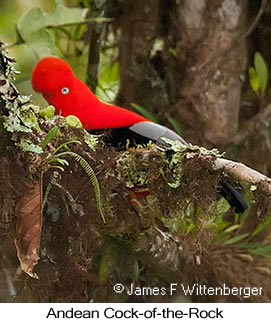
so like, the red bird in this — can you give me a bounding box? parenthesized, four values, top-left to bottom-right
(32, 57, 247, 212)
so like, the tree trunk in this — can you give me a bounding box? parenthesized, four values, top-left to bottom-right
(117, 0, 248, 147)
(117, 0, 166, 117)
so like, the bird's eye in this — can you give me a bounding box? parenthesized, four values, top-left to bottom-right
(61, 87, 69, 95)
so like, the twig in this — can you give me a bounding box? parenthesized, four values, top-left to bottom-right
(2, 17, 114, 50)
(242, 0, 268, 40)
(2, 40, 24, 50)
(46, 17, 114, 29)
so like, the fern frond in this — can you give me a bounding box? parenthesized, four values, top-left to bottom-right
(42, 172, 60, 212)
(54, 182, 77, 214)
(54, 151, 106, 223)
(52, 140, 81, 155)
(48, 165, 65, 172)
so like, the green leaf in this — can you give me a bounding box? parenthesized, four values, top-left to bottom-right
(52, 140, 81, 155)
(168, 47, 177, 57)
(48, 165, 65, 172)
(96, 62, 120, 103)
(214, 221, 232, 234)
(17, 8, 46, 40)
(216, 198, 231, 216)
(130, 103, 158, 123)
(216, 231, 231, 243)
(40, 126, 58, 149)
(17, 0, 85, 38)
(168, 117, 183, 136)
(251, 245, 271, 256)
(252, 212, 271, 237)
(48, 158, 69, 167)
(45, 0, 85, 27)
(254, 52, 269, 93)
(186, 223, 196, 234)
(248, 67, 259, 93)
(65, 115, 83, 128)
(25, 29, 57, 58)
(224, 233, 249, 245)
(20, 110, 41, 131)
(16, 0, 86, 58)
(39, 105, 56, 119)
(224, 224, 241, 233)
(237, 242, 263, 249)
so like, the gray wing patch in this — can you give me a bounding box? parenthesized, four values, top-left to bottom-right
(129, 121, 188, 145)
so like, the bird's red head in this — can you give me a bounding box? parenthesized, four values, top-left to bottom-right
(31, 56, 92, 116)
(32, 56, 74, 94)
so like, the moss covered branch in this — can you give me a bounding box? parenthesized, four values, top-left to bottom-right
(1, 46, 271, 302)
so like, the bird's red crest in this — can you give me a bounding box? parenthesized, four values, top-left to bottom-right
(32, 56, 74, 93)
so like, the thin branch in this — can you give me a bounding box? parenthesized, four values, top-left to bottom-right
(2, 17, 114, 50)
(2, 41, 23, 50)
(46, 17, 114, 30)
(242, 0, 268, 40)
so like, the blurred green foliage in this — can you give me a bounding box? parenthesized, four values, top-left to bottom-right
(130, 103, 158, 123)
(17, 0, 85, 57)
(0, 0, 88, 105)
(249, 52, 269, 97)
(0, 0, 55, 103)
(0, 0, 181, 130)
(0, 0, 118, 104)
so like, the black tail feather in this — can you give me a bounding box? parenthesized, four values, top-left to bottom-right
(219, 181, 247, 213)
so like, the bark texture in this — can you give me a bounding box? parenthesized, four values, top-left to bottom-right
(117, 0, 248, 146)
(175, 0, 247, 145)
(117, 0, 164, 112)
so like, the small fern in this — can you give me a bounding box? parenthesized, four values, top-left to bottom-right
(54, 182, 78, 213)
(42, 172, 60, 212)
(42, 175, 78, 217)
(46, 140, 81, 172)
(54, 151, 105, 223)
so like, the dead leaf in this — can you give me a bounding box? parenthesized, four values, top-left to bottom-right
(14, 181, 42, 279)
